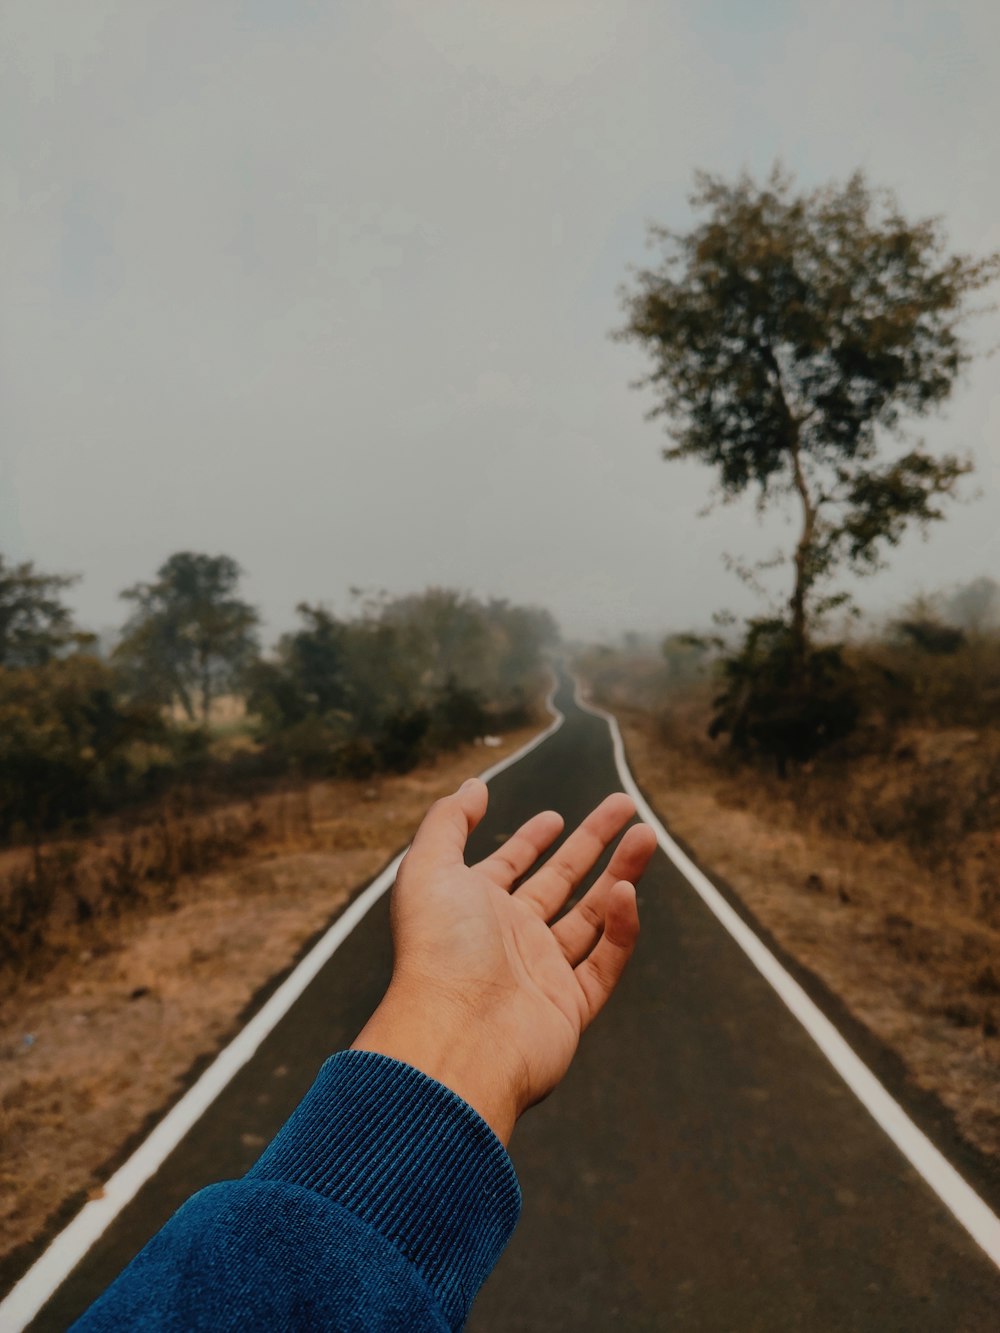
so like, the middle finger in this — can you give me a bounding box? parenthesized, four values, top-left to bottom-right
(513, 792, 636, 920)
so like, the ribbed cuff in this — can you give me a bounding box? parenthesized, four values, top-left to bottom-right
(246, 1049, 521, 1330)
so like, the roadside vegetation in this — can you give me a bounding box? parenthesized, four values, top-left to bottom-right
(582, 577, 1000, 939)
(0, 551, 556, 979)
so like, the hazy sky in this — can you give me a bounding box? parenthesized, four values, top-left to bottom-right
(3, 0, 998, 644)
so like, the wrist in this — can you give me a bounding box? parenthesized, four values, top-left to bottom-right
(350, 980, 522, 1145)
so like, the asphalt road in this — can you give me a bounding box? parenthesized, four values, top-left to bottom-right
(22, 674, 1000, 1330)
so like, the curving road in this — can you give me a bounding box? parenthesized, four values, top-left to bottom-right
(14, 673, 1000, 1330)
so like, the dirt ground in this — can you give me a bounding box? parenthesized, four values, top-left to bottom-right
(0, 726, 541, 1268)
(614, 709, 1000, 1166)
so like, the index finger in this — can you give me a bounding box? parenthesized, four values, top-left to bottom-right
(513, 792, 636, 920)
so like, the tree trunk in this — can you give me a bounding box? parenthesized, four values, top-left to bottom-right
(200, 645, 212, 724)
(788, 430, 816, 679)
(758, 338, 816, 675)
(176, 681, 196, 722)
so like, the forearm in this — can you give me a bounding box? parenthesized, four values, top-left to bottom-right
(73, 1051, 521, 1332)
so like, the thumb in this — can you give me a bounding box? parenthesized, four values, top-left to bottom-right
(404, 778, 489, 874)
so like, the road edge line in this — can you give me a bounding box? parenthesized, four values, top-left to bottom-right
(0, 689, 565, 1331)
(576, 683, 1000, 1273)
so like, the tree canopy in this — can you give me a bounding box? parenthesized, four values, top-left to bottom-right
(617, 165, 999, 768)
(618, 165, 998, 661)
(0, 555, 86, 667)
(115, 553, 260, 722)
(248, 589, 558, 774)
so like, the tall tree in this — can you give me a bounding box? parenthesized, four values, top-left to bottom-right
(116, 553, 259, 722)
(247, 603, 352, 733)
(617, 166, 999, 675)
(0, 554, 87, 667)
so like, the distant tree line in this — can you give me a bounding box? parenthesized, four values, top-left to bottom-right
(0, 551, 558, 842)
(584, 573, 1000, 757)
(651, 579, 1000, 770)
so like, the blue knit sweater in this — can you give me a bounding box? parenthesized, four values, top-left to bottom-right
(72, 1050, 522, 1331)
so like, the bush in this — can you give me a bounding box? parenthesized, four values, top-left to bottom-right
(247, 591, 555, 775)
(427, 678, 488, 749)
(709, 619, 861, 774)
(0, 656, 164, 840)
(374, 708, 431, 773)
(896, 618, 965, 655)
(857, 629, 1000, 733)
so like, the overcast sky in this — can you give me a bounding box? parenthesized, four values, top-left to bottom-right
(3, 0, 998, 645)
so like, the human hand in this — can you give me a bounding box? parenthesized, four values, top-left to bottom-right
(351, 779, 657, 1144)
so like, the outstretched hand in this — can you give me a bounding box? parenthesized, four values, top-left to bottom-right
(352, 779, 657, 1144)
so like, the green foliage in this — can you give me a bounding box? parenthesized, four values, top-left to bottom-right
(618, 164, 997, 665)
(246, 604, 351, 736)
(249, 590, 557, 775)
(376, 708, 432, 774)
(709, 619, 861, 774)
(115, 552, 260, 721)
(896, 618, 965, 656)
(617, 164, 998, 767)
(0, 554, 89, 666)
(619, 165, 995, 502)
(0, 555, 557, 852)
(860, 615, 1000, 732)
(427, 677, 488, 750)
(0, 655, 162, 838)
(837, 450, 971, 571)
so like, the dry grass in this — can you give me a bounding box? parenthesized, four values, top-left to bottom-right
(0, 724, 542, 1268)
(0, 795, 274, 979)
(0, 750, 493, 984)
(610, 698, 1000, 1162)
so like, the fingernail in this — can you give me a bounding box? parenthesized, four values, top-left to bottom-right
(460, 778, 479, 792)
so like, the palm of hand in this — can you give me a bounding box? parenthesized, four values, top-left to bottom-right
(391, 781, 655, 1114)
(400, 862, 588, 1101)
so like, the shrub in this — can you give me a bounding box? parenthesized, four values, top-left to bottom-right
(709, 619, 861, 774)
(427, 678, 488, 749)
(0, 656, 164, 840)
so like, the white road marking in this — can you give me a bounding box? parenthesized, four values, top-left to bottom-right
(575, 683, 1000, 1273)
(0, 693, 565, 1332)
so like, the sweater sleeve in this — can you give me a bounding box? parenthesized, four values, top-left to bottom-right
(71, 1050, 522, 1332)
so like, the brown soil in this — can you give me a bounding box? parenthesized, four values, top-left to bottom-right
(612, 706, 1000, 1164)
(0, 726, 542, 1266)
